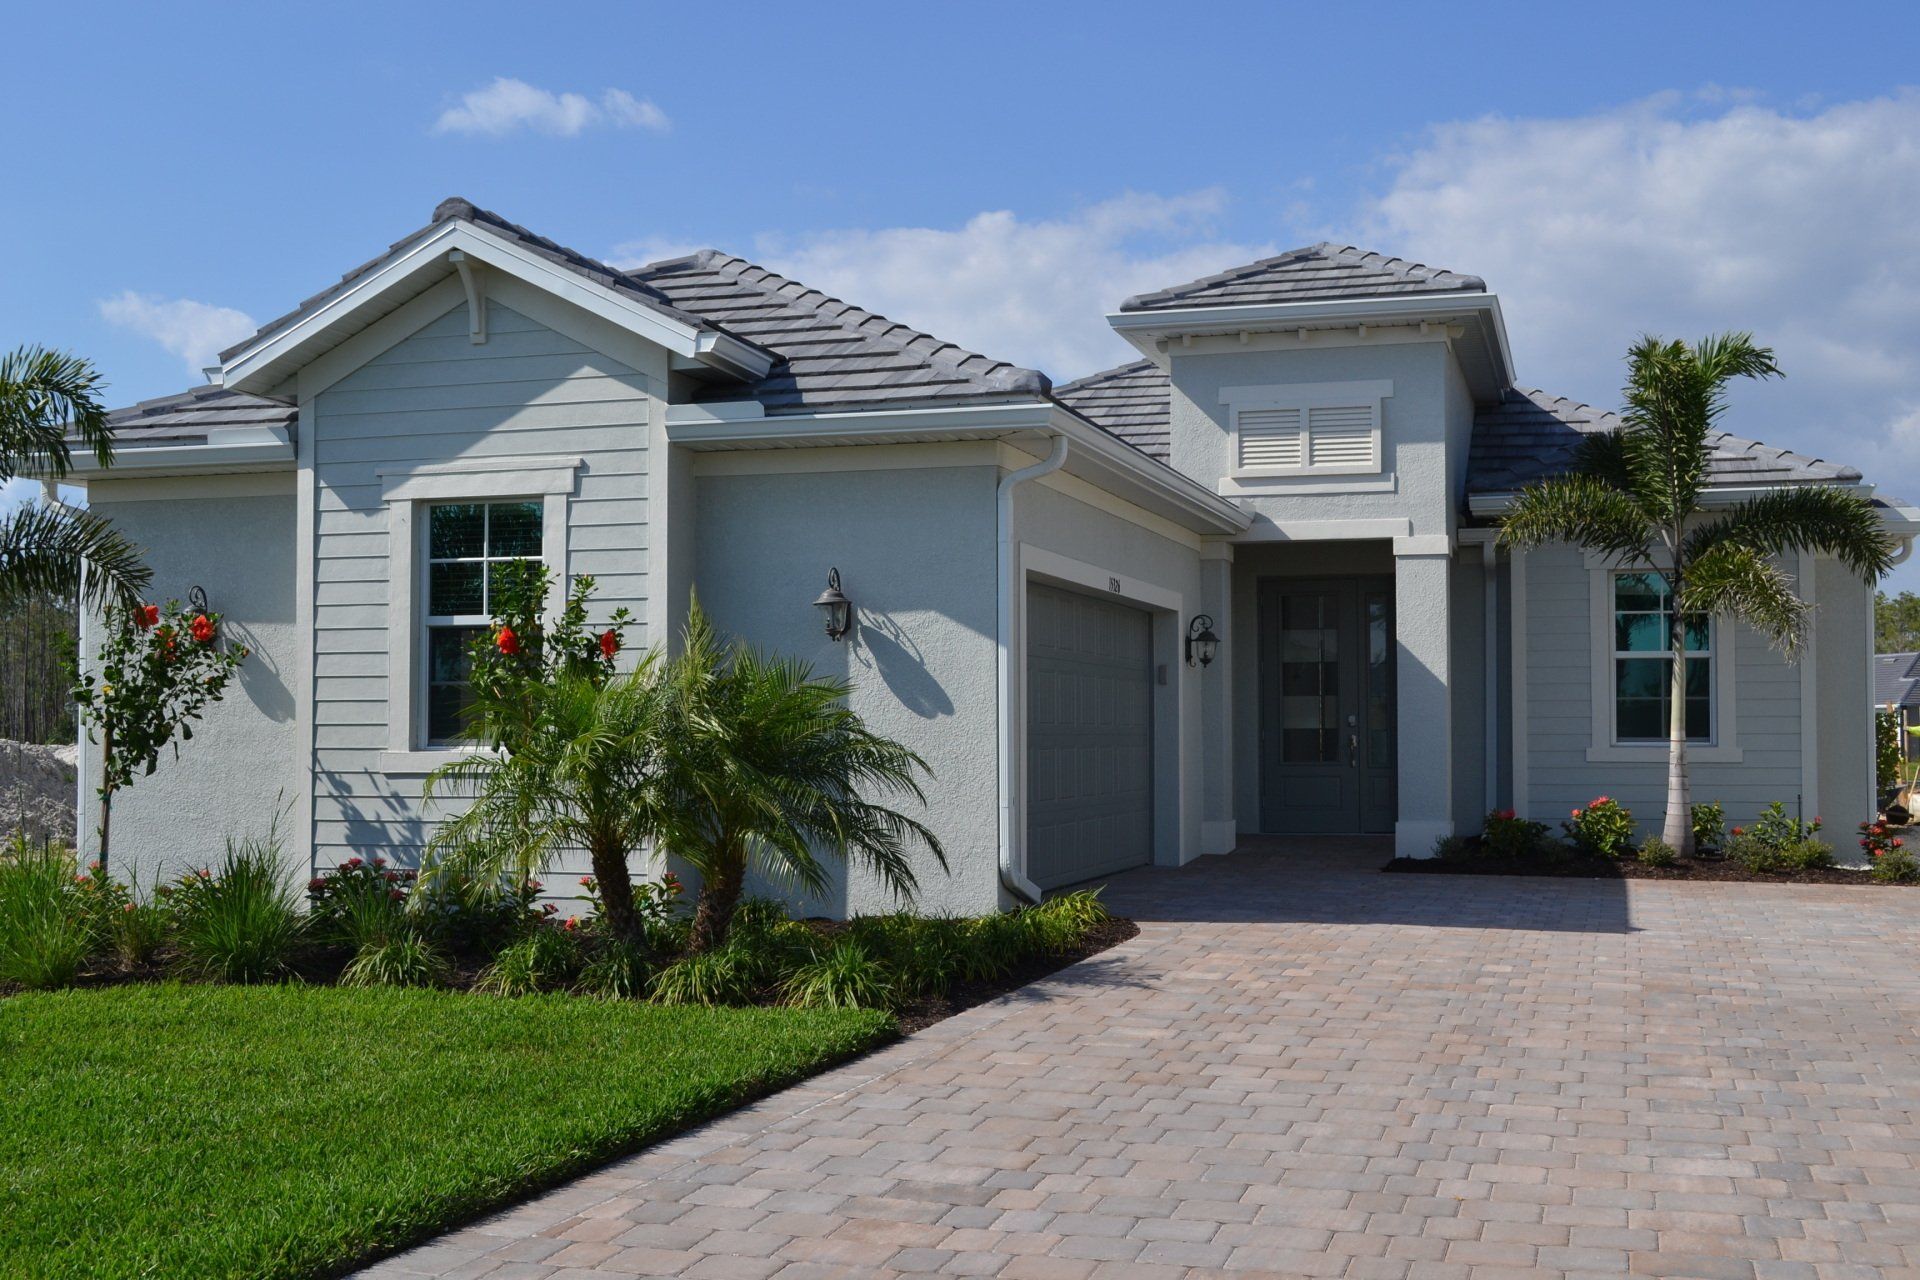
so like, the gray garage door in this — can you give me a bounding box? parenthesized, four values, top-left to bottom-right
(1026, 582, 1153, 890)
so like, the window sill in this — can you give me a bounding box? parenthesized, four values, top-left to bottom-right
(378, 748, 491, 776)
(1218, 471, 1397, 496)
(1585, 743, 1743, 764)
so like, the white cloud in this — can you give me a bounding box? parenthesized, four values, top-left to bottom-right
(627, 191, 1277, 379)
(433, 78, 670, 138)
(98, 291, 257, 377)
(1360, 91, 1920, 492)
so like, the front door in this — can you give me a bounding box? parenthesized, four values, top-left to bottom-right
(1257, 577, 1396, 833)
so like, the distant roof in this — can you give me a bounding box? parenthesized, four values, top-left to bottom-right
(1878, 652, 1920, 710)
(1467, 388, 1862, 494)
(105, 385, 295, 448)
(629, 250, 1049, 414)
(1054, 359, 1171, 462)
(1120, 243, 1485, 313)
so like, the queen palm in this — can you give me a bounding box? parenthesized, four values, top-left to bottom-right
(1500, 333, 1893, 852)
(657, 606, 945, 953)
(0, 345, 148, 608)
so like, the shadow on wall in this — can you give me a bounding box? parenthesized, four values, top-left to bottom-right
(316, 769, 428, 868)
(851, 610, 954, 720)
(227, 621, 295, 724)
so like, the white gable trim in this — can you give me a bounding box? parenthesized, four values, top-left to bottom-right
(220, 219, 770, 395)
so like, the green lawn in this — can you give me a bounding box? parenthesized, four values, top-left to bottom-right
(0, 984, 892, 1279)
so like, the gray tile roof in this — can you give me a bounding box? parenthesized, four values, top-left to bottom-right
(629, 250, 1049, 414)
(104, 385, 295, 447)
(1053, 359, 1171, 461)
(1468, 388, 1862, 494)
(1878, 652, 1920, 710)
(1120, 243, 1485, 312)
(218, 197, 738, 365)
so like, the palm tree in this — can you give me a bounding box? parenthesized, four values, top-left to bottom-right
(1500, 333, 1893, 852)
(422, 659, 667, 939)
(0, 345, 148, 608)
(657, 607, 946, 953)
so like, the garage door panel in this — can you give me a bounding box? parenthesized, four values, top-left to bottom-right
(1026, 583, 1153, 891)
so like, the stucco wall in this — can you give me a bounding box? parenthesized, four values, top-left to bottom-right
(692, 462, 1000, 917)
(78, 482, 302, 883)
(1166, 339, 1459, 537)
(309, 297, 656, 876)
(1815, 558, 1876, 853)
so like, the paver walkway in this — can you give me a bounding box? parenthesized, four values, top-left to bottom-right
(365, 840, 1920, 1279)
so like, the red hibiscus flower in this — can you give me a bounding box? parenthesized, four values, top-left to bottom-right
(599, 628, 620, 659)
(189, 614, 216, 644)
(135, 604, 159, 630)
(496, 626, 520, 655)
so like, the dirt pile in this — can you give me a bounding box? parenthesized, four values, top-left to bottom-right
(0, 740, 77, 844)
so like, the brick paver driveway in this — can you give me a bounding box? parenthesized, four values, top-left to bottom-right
(367, 840, 1920, 1279)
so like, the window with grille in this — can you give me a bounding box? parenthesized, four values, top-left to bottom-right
(422, 500, 543, 743)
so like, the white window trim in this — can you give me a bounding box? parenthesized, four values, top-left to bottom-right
(377, 457, 579, 775)
(1584, 558, 1741, 763)
(1219, 379, 1392, 479)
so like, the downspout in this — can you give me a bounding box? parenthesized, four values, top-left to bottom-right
(997, 432, 1069, 905)
(1483, 540, 1499, 814)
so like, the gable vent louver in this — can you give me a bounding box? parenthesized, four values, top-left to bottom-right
(1306, 405, 1375, 468)
(1236, 407, 1304, 469)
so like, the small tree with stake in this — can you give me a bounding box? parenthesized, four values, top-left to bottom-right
(71, 593, 247, 869)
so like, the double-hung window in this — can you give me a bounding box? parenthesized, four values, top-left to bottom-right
(1611, 571, 1711, 743)
(422, 500, 544, 743)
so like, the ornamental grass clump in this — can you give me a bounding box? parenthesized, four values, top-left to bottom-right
(342, 932, 452, 989)
(647, 944, 760, 1007)
(476, 924, 583, 996)
(0, 839, 94, 990)
(781, 938, 895, 1010)
(167, 829, 305, 984)
(1564, 797, 1635, 859)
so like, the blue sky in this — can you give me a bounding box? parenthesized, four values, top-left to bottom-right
(9, 0, 1920, 587)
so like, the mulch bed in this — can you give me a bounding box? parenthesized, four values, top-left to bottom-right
(893, 916, 1139, 1035)
(1384, 851, 1901, 886)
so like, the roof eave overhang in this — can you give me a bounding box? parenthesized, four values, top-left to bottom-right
(68, 425, 295, 481)
(665, 400, 1250, 536)
(1467, 479, 1893, 520)
(216, 220, 774, 395)
(1107, 293, 1516, 401)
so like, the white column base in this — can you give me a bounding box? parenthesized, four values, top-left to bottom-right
(1201, 819, 1238, 856)
(1395, 819, 1454, 860)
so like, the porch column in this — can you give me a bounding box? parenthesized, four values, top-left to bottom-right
(1394, 537, 1454, 858)
(1198, 544, 1236, 854)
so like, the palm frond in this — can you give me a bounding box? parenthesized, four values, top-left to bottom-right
(1687, 484, 1895, 581)
(0, 502, 149, 611)
(1497, 474, 1652, 564)
(0, 346, 113, 480)
(1618, 332, 1780, 524)
(1679, 541, 1810, 655)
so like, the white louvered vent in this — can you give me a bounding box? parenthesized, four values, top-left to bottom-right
(1306, 404, 1376, 468)
(1236, 407, 1304, 469)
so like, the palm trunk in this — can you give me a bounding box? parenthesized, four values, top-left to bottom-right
(588, 836, 639, 940)
(1661, 603, 1693, 854)
(688, 839, 743, 954)
(97, 724, 114, 873)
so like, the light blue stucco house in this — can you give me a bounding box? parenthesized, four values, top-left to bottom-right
(73, 199, 1920, 911)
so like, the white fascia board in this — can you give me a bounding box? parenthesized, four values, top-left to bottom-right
(67, 425, 294, 478)
(219, 221, 772, 394)
(1108, 292, 1516, 389)
(664, 399, 1249, 535)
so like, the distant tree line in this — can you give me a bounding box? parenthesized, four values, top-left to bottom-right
(0, 590, 76, 744)
(1881, 590, 1920, 654)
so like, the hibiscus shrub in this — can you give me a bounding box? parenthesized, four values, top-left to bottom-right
(1862, 821, 1919, 883)
(460, 561, 632, 748)
(1481, 808, 1550, 861)
(1564, 796, 1635, 859)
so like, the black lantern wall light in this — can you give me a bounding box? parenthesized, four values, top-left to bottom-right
(1185, 614, 1219, 668)
(813, 568, 853, 641)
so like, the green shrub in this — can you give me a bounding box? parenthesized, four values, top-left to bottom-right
(648, 944, 759, 1007)
(1431, 834, 1472, 859)
(577, 936, 653, 1000)
(781, 938, 895, 1010)
(1691, 800, 1726, 852)
(168, 832, 305, 984)
(1033, 889, 1110, 937)
(476, 925, 583, 996)
(1636, 837, 1678, 868)
(1751, 800, 1823, 848)
(341, 931, 452, 989)
(1730, 832, 1834, 874)
(1018, 891, 1109, 956)
(1779, 839, 1834, 871)
(0, 841, 93, 990)
(307, 857, 415, 949)
(888, 916, 973, 999)
(1481, 809, 1550, 860)
(1563, 797, 1634, 858)
(1871, 848, 1920, 884)
(112, 900, 169, 969)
